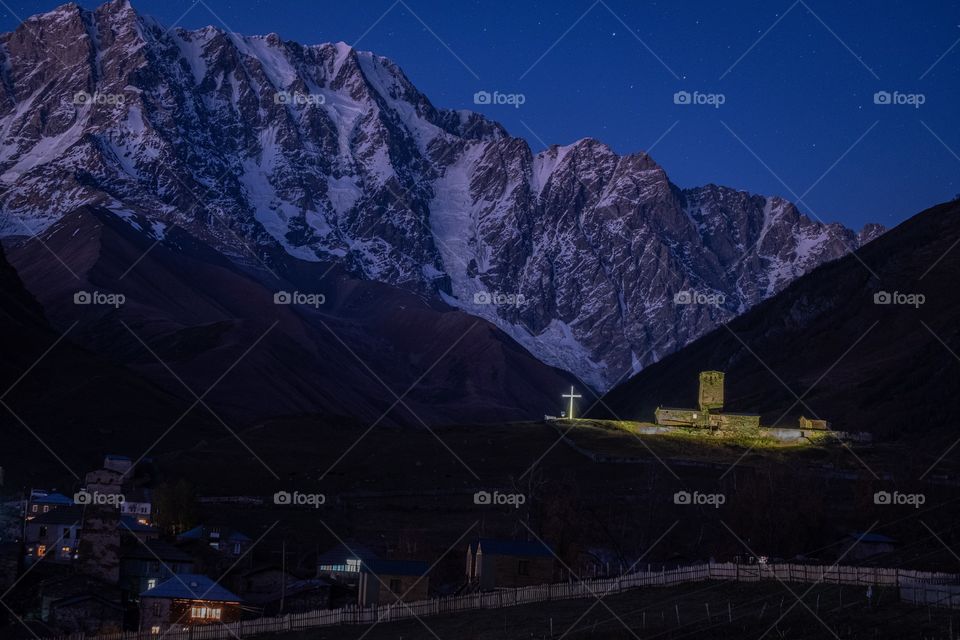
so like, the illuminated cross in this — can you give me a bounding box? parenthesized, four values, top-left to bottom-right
(562, 386, 582, 419)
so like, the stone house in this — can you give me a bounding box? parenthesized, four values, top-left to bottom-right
(467, 539, 555, 590)
(139, 574, 242, 633)
(24, 505, 82, 565)
(357, 559, 429, 606)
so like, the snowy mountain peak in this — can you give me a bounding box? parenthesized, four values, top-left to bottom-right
(0, 0, 882, 390)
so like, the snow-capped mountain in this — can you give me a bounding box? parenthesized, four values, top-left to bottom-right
(0, 0, 883, 390)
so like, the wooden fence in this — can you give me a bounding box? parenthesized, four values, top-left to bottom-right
(51, 563, 959, 640)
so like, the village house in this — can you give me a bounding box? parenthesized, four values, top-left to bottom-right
(46, 593, 125, 635)
(25, 490, 74, 520)
(357, 560, 429, 606)
(139, 574, 242, 633)
(466, 539, 556, 590)
(120, 488, 153, 524)
(24, 505, 83, 565)
(316, 542, 378, 585)
(35, 574, 124, 636)
(119, 539, 196, 601)
(120, 515, 160, 542)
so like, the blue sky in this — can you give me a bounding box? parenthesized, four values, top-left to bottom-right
(2, 0, 958, 230)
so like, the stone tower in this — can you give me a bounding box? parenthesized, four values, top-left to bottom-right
(698, 371, 724, 412)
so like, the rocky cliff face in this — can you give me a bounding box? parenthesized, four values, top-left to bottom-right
(0, 0, 882, 390)
(591, 199, 960, 439)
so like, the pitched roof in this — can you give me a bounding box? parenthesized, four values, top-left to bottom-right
(361, 559, 429, 577)
(30, 492, 74, 506)
(140, 574, 241, 602)
(470, 538, 554, 558)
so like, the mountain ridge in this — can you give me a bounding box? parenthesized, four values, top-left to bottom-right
(589, 198, 960, 440)
(0, 0, 883, 390)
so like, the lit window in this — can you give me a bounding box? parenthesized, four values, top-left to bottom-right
(346, 558, 360, 570)
(31, 505, 37, 513)
(43, 506, 49, 513)
(147, 579, 157, 590)
(37, 545, 47, 557)
(150, 626, 161, 635)
(190, 606, 222, 620)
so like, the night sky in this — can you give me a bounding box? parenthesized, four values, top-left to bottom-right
(1, 0, 958, 230)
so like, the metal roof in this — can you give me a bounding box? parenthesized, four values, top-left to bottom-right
(140, 574, 241, 602)
(470, 538, 554, 558)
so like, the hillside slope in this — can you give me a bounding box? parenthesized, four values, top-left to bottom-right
(0, 237, 218, 484)
(6, 206, 578, 427)
(592, 199, 960, 440)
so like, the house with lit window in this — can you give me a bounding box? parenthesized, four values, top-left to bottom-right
(119, 515, 160, 542)
(24, 506, 83, 565)
(357, 560, 429, 606)
(120, 539, 196, 601)
(120, 488, 152, 524)
(139, 574, 242, 633)
(25, 490, 74, 520)
(466, 539, 556, 590)
(316, 542, 378, 585)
